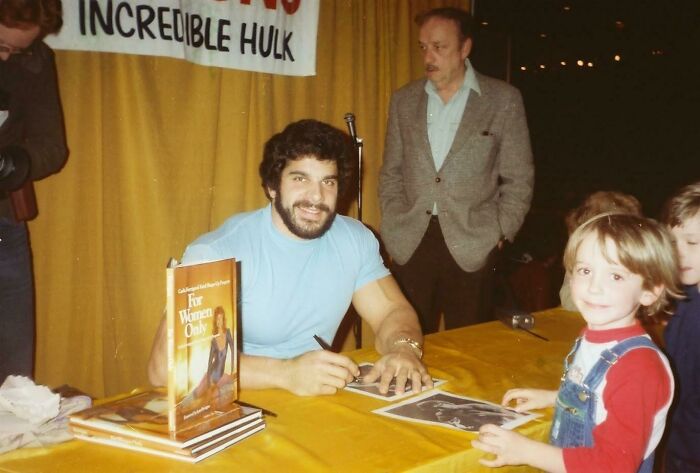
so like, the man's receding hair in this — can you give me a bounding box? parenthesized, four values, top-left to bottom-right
(662, 181, 700, 228)
(0, 0, 63, 37)
(259, 119, 354, 199)
(563, 213, 681, 316)
(415, 7, 474, 43)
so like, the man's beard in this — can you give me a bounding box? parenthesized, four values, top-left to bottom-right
(274, 196, 336, 240)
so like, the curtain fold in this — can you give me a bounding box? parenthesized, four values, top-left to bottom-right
(30, 0, 469, 397)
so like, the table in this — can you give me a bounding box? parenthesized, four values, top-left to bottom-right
(0, 308, 584, 473)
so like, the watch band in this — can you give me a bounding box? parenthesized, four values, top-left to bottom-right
(392, 337, 423, 359)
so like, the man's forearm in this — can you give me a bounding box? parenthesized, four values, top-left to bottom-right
(239, 353, 289, 391)
(352, 276, 424, 358)
(374, 305, 423, 356)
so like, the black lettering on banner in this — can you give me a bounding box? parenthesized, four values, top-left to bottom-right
(115, 2, 135, 38)
(185, 12, 191, 46)
(218, 20, 231, 52)
(173, 9, 184, 42)
(79, 0, 86, 35)
(190, 14, 203, 48)
(240, 22, 295, 61)
(240, 22, 257, 55)
(259, 24, 274, 57)
(157, 7, 172, 41)
(135, 5, 157, 40)
(90, 0, 114, 35)
(283, 30, 294, 61)
(76, 1, 277, 56)
(204, 18, 218, 51)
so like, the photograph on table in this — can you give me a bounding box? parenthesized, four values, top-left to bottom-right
(344, 363, 446, 401)
(373, 390, 540, 432)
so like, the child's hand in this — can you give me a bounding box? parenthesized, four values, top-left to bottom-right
(471, 424, 529, 467)
(473, 424, 565, 472)
(502, 388, 557, 412)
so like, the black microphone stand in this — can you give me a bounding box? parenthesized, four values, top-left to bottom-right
(344, 113, 364, 348)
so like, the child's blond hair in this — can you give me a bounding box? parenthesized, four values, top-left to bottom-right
(662, 181, 700, 228)
(563, 213, 682, 315)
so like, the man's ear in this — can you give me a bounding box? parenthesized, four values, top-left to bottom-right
(639, 284, 664, 307)
(267, 187, 276, 200)
(462, 37, 473, 59)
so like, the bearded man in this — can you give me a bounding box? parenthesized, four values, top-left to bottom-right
(148, 119, 431, 397)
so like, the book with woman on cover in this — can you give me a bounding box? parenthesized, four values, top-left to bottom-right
(166, 257, 238, 432)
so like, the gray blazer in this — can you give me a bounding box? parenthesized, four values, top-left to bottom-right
(379, 71, 534, 272)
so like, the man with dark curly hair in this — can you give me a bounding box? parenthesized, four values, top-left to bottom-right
(149, 119, 431, 397)
(0, 0, 67, 382)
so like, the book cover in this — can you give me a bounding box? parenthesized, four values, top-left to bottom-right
(166, 257, 238, 432)
(71, 419, 265, 463)
(69, 390, 262, 448)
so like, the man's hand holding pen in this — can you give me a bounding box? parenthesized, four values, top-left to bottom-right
(313, 335, 361, 384)
(280, 348, 360, 396)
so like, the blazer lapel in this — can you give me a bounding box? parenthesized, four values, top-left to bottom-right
(446, 88, 490, 160)
(412, 86, 436, 170)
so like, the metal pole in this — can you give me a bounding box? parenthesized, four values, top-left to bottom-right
(353, 138, 363, 349)
(356, 138, 363, 222)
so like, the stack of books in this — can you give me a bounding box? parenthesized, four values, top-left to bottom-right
(69, 389, 264, 463)
(70, 258, 266, 463)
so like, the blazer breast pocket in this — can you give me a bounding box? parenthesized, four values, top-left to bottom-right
(461, 132, 497, 175)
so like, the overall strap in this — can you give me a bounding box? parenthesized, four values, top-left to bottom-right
(583, 336, 659, 391)
(562, 337, 583, 374)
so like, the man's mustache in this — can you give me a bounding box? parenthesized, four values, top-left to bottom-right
(294, 201, 331, 213)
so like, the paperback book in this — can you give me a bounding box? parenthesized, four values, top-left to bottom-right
(70, 415, 265, 463)
(69, 389, 262, 449)
(70, 257, 263, 462)
(166, 257, 238, 432)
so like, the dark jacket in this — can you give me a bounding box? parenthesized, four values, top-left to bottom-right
(664, 285, 700, 471)
(0, 40, 68, 219)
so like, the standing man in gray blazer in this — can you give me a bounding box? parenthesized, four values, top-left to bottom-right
(379, 7, 534, 334)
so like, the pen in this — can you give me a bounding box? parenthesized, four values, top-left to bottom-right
(313, 334, 362, 383)
(313, 334, 332, 351)
(518, 327, 549, 342)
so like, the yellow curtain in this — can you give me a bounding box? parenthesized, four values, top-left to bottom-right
(30, 0, 470, 398)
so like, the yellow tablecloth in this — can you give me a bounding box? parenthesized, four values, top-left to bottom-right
(0, 308, 584, 473)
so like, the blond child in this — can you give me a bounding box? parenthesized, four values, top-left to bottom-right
(560, 191, 643, 311)
(661, 182, 700, 472)
(473, 213, 681, 472)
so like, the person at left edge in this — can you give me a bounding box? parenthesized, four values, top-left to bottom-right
(148, 119, 432, 396)
(0, 0, 68, 383)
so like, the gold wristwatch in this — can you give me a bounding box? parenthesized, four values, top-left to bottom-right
(392, 337, 423, 359)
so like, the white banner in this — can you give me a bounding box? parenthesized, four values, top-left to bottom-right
(45, 0, 320, 76)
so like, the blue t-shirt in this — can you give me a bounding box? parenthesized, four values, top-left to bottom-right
(182, 205, 390, 359)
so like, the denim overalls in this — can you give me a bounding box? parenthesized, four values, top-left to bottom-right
(550, 335, 660, 473)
